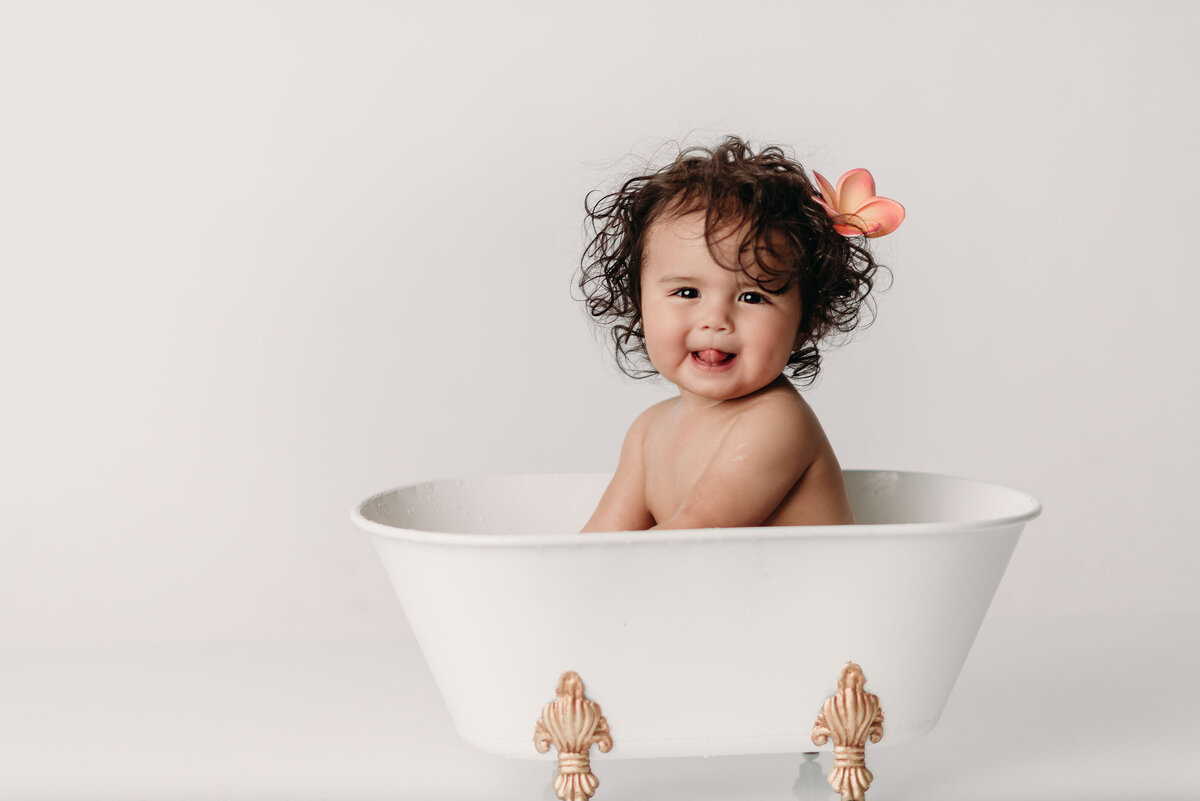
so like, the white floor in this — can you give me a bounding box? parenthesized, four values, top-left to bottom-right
(3, 611, 1196, 800)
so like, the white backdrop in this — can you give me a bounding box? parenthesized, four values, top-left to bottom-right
(2, 1, 1197, 647)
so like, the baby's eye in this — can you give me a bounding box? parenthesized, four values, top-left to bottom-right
(671, 287, 699, 299)
(738, 291, 767, 304)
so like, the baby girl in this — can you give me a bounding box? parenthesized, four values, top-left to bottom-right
(578, 136, 903, 532)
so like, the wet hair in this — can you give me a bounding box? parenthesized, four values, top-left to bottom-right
(578, 136, 888, 385)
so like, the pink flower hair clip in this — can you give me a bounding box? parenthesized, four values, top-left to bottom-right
(813, 168, 905, 238)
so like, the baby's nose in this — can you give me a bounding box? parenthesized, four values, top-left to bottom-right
(698, 301, 733, 331)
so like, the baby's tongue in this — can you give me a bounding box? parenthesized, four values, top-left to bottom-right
(695, 349, 731, 364)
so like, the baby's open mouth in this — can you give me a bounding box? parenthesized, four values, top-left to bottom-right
(692, 349, 736, 366)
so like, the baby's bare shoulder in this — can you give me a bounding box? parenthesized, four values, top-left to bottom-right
(632, 396, 677, 434)
(643, 395, 678, 418)
(736, 382, 818, 433)
(715, 384, 825, 472)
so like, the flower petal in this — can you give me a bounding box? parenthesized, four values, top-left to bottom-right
(851, 197, 906, 238)
(813, 170, 840, 207)
(833, 215, 883, 237)
(812, 196, 840, 218)
(835, 169, 878, 213)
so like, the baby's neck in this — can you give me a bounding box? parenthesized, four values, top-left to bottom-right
(674, 374, 794, 412)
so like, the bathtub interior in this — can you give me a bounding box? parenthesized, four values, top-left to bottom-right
(357, 470, 1040, 536)
(358, 472, 609, 536)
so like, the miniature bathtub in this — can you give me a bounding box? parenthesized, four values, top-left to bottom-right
(352, 470, 1040, 760)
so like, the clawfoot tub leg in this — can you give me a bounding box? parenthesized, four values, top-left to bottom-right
(811, 662, 884, 801)
(534, 671, 613, 801)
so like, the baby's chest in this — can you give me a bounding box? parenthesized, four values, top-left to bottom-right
(642, 421, 732, 519)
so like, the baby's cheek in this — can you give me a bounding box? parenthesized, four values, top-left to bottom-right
(639, 330, 662, 366)
(640, 319, 669, 356)
(644, 341, 672, 372)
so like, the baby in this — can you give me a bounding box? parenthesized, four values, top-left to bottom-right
(578, 136, 903, 532)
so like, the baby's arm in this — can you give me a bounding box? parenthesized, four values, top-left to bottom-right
(581, 409, 655, 532)
(651, 400, 817, 530)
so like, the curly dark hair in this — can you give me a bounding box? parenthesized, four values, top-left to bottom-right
(578, 136, 889, 385)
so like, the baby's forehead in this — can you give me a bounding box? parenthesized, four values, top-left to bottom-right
(644, 210, 712, 249)
(644, 210, 791, 284)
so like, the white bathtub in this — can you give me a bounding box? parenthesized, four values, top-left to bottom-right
(352, 470, 1040, 760)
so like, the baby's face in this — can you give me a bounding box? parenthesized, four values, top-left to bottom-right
(640, 211, 802, 403)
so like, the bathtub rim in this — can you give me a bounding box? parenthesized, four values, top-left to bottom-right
(351, 469, 1042, 548)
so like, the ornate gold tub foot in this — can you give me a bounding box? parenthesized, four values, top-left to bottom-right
(534, 671, 612, 801)
(811, 662, 884, 801)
